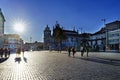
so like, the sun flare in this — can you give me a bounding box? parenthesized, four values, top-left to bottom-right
(14, 22, 25, 32)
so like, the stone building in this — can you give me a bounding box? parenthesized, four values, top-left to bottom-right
(44, 23, 80, 50)
(44, 25, 51, 50)
(24, 41, 43, 51)
(4, 34, 23, 52)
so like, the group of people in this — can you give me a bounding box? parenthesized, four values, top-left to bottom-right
(67, 45, 89, 57)
(0, 48, 10, 58)
(68, 47, 76, 57)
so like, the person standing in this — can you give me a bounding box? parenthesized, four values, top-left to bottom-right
(22, 48, 24, 57)
(16, 48, 21, 57)
(80, 46, 84, 56)
(68, 47, 71, 57)
(4, 48, 8, 58)
(0, 48, 3, 58)
(85, 42, 89, 57)
(8, 48, 10, 57)
(72, 47, 76, 57)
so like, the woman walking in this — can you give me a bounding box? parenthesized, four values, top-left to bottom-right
(72, 47, 76, 57)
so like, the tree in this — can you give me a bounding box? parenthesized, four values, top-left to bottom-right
(53, 22, 67, 51)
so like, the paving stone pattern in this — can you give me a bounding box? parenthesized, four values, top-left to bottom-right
(0, 51, 120, 80)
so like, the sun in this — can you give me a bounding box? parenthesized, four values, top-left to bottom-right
(14, 22, 25, 33)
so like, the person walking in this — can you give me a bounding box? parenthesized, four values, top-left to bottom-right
(85, 42, 89, 57)
(4, 48, 8, 58)
(16, 48, 21, 57)
(22, 48, 24, 57)
(72, 47, 76, 57)
(68, 47, 71, 57)
(8, 48, 10, 57)
(80, 46, 84, 56)
(86, 45, 89, 57)
(0, 48, 3, 58)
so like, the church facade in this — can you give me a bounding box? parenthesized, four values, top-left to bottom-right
(44, 23, 81, 50)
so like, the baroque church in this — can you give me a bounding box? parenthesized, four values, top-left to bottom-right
(44, 22, 80, 50)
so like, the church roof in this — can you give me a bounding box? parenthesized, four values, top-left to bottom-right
(106, 20, 120, 26)
(63, 29, 78, 34)
(63, 29, 79, 37)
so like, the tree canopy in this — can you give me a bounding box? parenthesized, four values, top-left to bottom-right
(53, 22, 67, 50)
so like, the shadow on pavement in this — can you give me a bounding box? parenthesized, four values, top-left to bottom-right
(14, 57, 27, 63)
(0, 58, 9, 63)
(15, 57, 21, 64)
(74, 56, 120, 66)
(23, 57, 27, 63)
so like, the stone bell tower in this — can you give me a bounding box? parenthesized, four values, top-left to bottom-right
(44, 25, 51, 50)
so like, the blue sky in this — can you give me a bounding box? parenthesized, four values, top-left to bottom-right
(0, 0, 120, 42)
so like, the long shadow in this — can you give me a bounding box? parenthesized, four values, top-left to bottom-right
(14, 57, 21, 64)
(0, 58, 9, 63)
(74, 56, 120, 66)
(23, 57, 27, 63)
(14, 57, 27, 63)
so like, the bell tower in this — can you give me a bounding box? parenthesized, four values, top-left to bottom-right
(44, 25, 51, 50)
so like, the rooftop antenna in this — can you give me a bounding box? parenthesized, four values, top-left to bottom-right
(73, 26, 75, 31)
(79, 28, 83, 34)
(101, 18, 106, 27)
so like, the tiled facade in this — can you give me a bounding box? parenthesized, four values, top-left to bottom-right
(107, 29, 120, 52)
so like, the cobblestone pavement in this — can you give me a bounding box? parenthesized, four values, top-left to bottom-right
(0, 51, 120, 80)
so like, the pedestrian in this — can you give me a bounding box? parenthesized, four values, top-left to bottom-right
(84, 42, 89, 57)
(72, 47, 76, 57)
(68, 47, 71, 56)
(86, 45, 89, 57)
(4, 48, 8, 58)
(8, 48, 10, 57)
(22, 48, 24, 57)
(16, 48, 21, 57)
(0, 48, 3, 58)
(80, 46, 84, 56)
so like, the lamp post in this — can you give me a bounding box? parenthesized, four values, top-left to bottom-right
(30, 37, 32, 51)
(101, 19, 106, 27)
(102, 18, 108, 51)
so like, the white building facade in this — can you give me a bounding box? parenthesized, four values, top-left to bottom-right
(107, 29, 120, 52)
(4, 34, 23, 52)
(0, 8, 5, 48)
